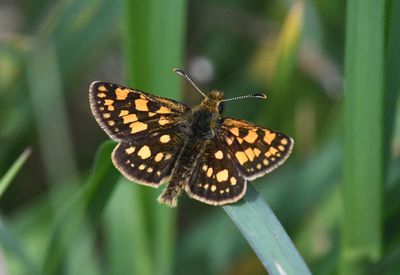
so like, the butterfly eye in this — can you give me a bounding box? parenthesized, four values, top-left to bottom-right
(218, 102, 224, 114)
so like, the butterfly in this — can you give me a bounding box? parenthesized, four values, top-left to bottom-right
(89, 69, 294, 207)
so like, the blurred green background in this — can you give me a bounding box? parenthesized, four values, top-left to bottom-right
(0, 0, 399, 274)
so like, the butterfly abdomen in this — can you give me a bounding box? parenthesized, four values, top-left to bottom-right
(158, 136, 208, 207)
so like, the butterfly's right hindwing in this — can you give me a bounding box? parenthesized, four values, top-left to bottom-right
(112, 129, 184, 187)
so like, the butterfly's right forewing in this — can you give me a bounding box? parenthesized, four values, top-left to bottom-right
(89, 81, 190, 141)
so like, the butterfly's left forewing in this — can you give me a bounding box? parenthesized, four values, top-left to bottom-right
(218, 117, 294, 180)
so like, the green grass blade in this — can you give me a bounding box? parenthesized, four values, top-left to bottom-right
(270, 0, 303, 94)
(223, 185, 311, 275)
(27, 42, 79, 187)
(104, 179, 153, 275)
(120, 1, 186, 275)
(0, 148, 31, 198)
(383, 0, 400, 168)
(43, 141, 119, 274)
(341, 0, 386, 273)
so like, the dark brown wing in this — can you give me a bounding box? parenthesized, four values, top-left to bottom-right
(217, 117, 294, 180)
(89, 81, 189, 142)
(185, 139, 247, 205)
(112, 129, 184, 187)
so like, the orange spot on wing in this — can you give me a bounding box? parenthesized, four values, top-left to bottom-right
(130, 122, 147, 133)
(214, 150, 223, 159)
(243, 130, 258, 143)
(235, 151, 248, 165)
(155, 153, 164, 162)
(137, 145, 152, 159)
(158, 117, 171, 125)
(123, 114, 138, 124)
(229, 127, 240, 136)
(134, 99, 149, 111)
(263, 130, 276, 144)
(115, 88, 129, 100)
(207, 167, 213, 177)
(98, 85, 107, 92)
(125, 147, 135, 154)
(244, 148, 255, 161)
(270, 147, 278, 155)
(160, 135, 171, 143)
(156, 106, 172, 114)
(253, 148, 261, 157)
(119, 110, 129, 117)
(216, 169, 228, 182)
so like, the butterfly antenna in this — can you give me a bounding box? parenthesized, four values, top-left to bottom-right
(173, 68, 207, 98)
(220, 93, 267, 103)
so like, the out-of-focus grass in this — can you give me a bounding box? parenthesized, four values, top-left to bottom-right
(0, 217, 40, 275)
(0, 148, 31, 199)
(384, 0, 400, 168)
(251, 0, 303, 127)
(27, 42, 79, 189)
(341, 1, 385, 273)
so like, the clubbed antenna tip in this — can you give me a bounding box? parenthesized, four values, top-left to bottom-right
(173, 68, 206, 98)
(220, 92, 268, 103)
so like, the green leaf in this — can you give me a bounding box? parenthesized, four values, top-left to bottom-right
(341, 0, 386, 273)
(223, 184, 311, 275)
(115, 1, 187, 275)
(0, 148, 31, 198)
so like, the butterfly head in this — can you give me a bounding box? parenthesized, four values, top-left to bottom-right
(202, 90, 225, 114)
(173, 68, 267, 115)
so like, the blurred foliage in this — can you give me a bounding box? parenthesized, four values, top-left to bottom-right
(0, 0, 399, 274)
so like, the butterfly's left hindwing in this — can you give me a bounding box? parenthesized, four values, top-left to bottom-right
(186, 139, 247, 205)
(89, 81, 190, 141)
